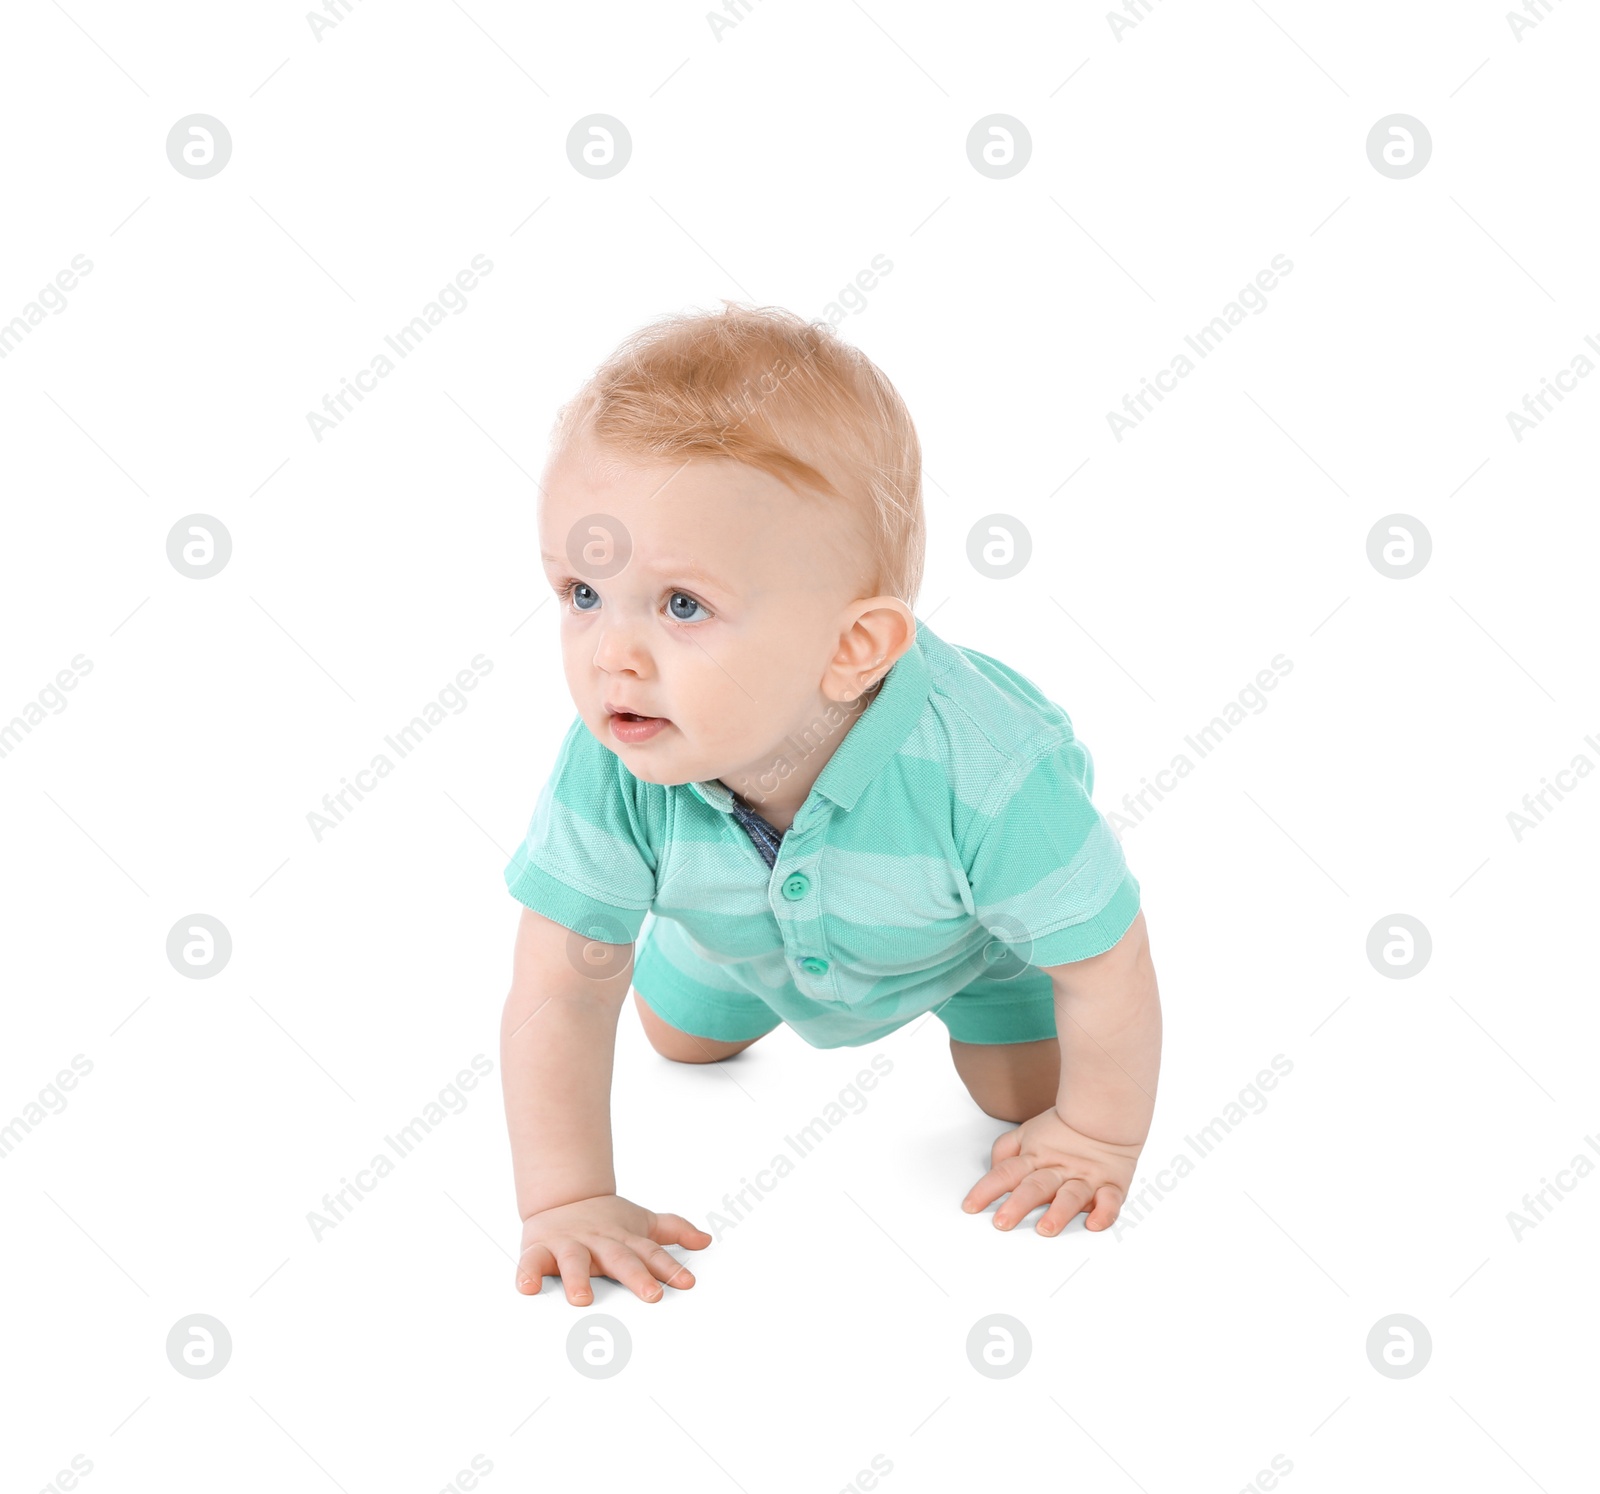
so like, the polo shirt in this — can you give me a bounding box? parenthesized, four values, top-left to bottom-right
(502, 615, 1141, 1049)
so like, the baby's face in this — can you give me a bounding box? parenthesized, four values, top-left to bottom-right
(539, 433, 874, 789)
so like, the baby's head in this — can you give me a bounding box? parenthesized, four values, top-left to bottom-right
(538, 303, 924, 800)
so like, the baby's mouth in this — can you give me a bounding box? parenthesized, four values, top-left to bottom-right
(606, 707, 671, 743)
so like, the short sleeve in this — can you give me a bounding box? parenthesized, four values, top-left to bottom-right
(503, 715, 659, 943)
(963, 731, 1140, 969)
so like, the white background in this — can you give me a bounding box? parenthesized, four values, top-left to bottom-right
(2, 1, 1597, 1491)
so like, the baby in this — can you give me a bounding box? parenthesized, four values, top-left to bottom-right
(500, 304, 1162, 1305)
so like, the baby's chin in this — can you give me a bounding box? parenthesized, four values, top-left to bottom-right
(601, 728, 754, 791)
(614, 754, 687, 786)
(593, 719, 692, 783)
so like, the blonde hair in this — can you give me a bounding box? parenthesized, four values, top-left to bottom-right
(551, 301, 924, 605)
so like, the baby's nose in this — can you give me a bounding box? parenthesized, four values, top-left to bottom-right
(591, 616, 652, 675)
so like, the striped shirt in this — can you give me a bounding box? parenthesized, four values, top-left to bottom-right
(503, 615, 1141, 1049)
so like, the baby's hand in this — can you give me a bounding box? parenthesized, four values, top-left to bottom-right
(962, 1108, 1142, 1234)
(516, 1194, 711, 1304)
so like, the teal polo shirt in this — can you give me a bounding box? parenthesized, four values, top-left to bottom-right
(503, 616, 1141, 1050)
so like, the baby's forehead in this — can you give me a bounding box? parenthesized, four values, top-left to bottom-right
(544, 481, 848, 555)
(538, 512, 746, 593)
(541, 450, 872, 595)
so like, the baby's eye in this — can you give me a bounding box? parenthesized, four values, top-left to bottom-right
(667, 592, 711, 623)
(564, 581, 600, 612)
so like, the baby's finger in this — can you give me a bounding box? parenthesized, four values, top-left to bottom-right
(1037, 1180, 1097, 1236)
(552, 1243, 597, 1306)
(1083, 1184, 1124, 1232)
(516, 1242, 557, 1294)
(627, 1236, 697, 1290)
(648, 1211, 713, 1251)
(961, 1155, 1029, 1215)
(994, 1169, 1077, 1230)
(988, 1127, 1023, 1167)
(591, 1239, 667, 1303)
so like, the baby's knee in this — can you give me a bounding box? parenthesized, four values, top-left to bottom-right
(652, 1033, 758, 1064)
(974, 1089, 1040, 1124)
(950, 1037, 1058, 1123)
(633, 990, 756, 1063)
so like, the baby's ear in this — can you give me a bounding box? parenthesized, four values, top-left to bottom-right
(840, 598, 916, 691)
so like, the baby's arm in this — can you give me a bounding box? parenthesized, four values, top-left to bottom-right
(1048, 908, 1161, 1149)
(962, 910, 1162, 1233)
(501, 906, 710, 1302)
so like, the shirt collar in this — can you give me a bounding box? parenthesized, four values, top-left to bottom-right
(688, 616, 934, 817)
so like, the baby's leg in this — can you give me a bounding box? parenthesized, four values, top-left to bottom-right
(948, 1037, 1059, 1123)
(632, 990, 767, 1064)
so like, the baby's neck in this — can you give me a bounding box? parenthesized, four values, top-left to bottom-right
(714, 681, 883, 834)
(716, 782, 789, 833)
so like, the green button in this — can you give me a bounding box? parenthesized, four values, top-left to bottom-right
(798, 956, 828, 976)
(781, 872, 810, 901)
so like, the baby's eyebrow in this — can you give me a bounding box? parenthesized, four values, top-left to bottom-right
(643, 558, 728, 589)
(540, 550, 729, 591)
